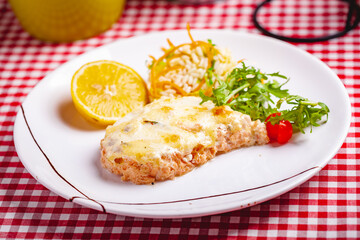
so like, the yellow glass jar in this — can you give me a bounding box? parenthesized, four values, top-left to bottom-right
(9, 0, 126, 42)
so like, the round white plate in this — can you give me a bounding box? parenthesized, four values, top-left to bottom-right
(14, 30, 351, 218)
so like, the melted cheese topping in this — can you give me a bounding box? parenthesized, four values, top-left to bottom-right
(102, 96, 249, 165)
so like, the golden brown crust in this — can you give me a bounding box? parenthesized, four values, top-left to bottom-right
(100, 122, 268, 185)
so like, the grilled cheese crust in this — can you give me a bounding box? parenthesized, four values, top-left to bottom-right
(100, 96, 269, 184)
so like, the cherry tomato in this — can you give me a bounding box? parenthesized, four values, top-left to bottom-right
(277, 120, 293, 144)
(266, 113, 293, 144)
(265, 113, 281, 142)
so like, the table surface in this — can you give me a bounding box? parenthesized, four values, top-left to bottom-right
(1, 0, 359, 239)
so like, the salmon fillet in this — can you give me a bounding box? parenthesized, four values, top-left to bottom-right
(100, 96, 269, 184)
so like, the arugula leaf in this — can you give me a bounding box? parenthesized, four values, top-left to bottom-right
(200, 62, 329, 133)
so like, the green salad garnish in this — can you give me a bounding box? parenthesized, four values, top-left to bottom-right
(200, 62, 329, 133)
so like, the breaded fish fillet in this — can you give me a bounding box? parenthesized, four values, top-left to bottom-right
(100, 96, 269, 184)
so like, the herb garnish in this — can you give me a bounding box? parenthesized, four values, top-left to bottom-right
(200, 62, 329, 133)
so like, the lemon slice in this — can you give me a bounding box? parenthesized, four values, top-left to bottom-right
(71, 60, 148, 126)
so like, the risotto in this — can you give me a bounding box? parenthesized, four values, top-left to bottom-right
(148, 25, 236, 100)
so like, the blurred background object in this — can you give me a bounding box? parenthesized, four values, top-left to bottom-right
(252, 0, 360, 42)
(8, 0, 126, 42)
(170, 0, 222, 4)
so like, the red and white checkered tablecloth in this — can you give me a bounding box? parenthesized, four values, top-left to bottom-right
(1, 0, 359, 238)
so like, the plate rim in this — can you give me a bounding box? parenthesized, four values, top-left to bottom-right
(13, 29, 352, 218)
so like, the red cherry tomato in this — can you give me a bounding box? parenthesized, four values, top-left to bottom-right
(265, 113, 281, 142)
(266, 113, 293, 144)
(277, 120, 293, 144)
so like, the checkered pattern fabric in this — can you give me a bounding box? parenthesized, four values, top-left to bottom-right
(1, 0, 359, 238)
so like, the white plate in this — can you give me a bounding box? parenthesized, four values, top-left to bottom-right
(14, 30, 351, 218)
